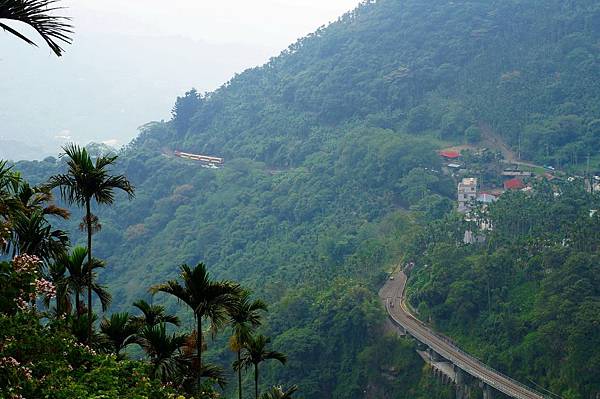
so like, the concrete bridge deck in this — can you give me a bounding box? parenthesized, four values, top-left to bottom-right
(380, 271, 547, 399)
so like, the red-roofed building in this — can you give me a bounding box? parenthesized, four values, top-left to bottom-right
(504, 178, 525, 190)
(439, 150, 460, 159)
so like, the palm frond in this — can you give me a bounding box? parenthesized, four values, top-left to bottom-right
(93, 153, 118, 170)
(49, 143, 135, 206)
(260, 385, 300, 399)
(42, 204, 70, 219)
(92, 282, 112, 311)
(0, 0, 73, 56)
(230, 289, 268, 345)
(46, 173, 82, 206)
(240, 334, 287, 368)
(67, 246, 88, 273)
(133, 323, 188, 382)
(84, 256, 106, 272)
(0, 161, 20, 192)
(199, 363, 227, 388)
(150, 279, 193, 310)
(132, 299, 181, 328)
(99, 312, 139, 355)
(46, 259, 72, 314)
(264, 350, 287, 365)
(9, 208, 69, 261)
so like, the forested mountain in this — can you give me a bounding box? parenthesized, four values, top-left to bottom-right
(164, 0, 600, 170)
(10, 0, 600, 398)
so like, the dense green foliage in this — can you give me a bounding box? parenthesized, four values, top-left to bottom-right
(0, 215, 292, 398)
(0, 252, 180, 398)
(9, 0, 600, 397)
(407, 181, 600, 399)
(12, 141, 452, 397)
(163, 0, 600, 170)
(0, 163, 295, 398)
(0, 312, 177, 398)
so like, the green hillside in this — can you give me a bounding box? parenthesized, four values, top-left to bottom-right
(166, 0, 600, 170)
(405, 182, 600, 398)
(11, 0, 600, 398)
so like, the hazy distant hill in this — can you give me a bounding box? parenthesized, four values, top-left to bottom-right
(0, 139, 46, 161)
(0, 32, 273, 160)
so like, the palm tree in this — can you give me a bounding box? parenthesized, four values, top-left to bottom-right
(134, 323, 188, 383)
(197, 363, 227, 390)
(180, 338, 228, 392)
(0, 172, 71, 313)
(131, 299, 180, 329)
(53, 246, 112, 318)
(10, 208, 69, 262)
(235, 334, 287, 399)
(0, 160, 19, 192)
(260, 385, 299, 399)
(230, 290, 267, 399)
(71, 312, 98, 344)
(6, 180, 70, 262)
(99, 312, 139, 357)
(15, 181, 70, 219)
(48, 143, 134, 343)
(47, 258, 70, 316)
(0, 161, 20, 210)
(150, 263, 241, 386)
(0, 0, 73, 56)
(0, 164, 25, 253)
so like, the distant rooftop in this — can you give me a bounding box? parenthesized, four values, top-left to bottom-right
(439, 150, 460, 159)
(504, 178, 525, 190)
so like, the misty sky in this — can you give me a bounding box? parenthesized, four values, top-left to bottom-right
(67, 0, 358, 48)
(0, 0, 359, 158)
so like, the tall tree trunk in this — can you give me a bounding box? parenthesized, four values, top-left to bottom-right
(238, 349, 242, 399)
(86, 199, 93, 345)
(75, 291, 80, 320)
(254, 363, 259, 399)
(56, 284, 64, 316)
(197, 316, 202, 387)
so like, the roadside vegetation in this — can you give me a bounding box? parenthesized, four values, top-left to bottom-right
(405, 181, 600, 398)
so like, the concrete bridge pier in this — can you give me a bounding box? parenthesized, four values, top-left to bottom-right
(481, 383, 494, 399)
(427, 347, 443, 362)
(454, 366, 468, 399)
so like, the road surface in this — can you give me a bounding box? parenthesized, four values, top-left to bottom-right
(380, 271, 546, 399)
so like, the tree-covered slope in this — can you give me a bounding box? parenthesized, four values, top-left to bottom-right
(165, 0, 600, 169)
(12, 0, 600, 397)
(405, 181, 600, 398)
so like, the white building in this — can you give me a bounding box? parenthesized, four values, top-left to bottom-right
(458, 178, 478, 213)
(476, 193, 498, 204)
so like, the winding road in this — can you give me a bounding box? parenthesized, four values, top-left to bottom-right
(380, 271, 547, 399)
